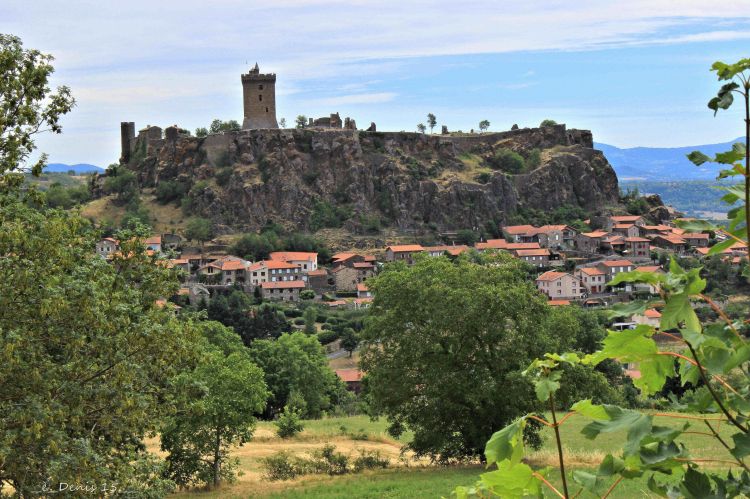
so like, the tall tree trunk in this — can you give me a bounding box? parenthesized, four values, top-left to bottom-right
(213, 426, 221, 488)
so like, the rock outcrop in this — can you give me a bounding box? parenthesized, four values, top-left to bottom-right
(113, 124, 621, 233)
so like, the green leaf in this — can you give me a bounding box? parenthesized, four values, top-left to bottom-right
(640, 441, 681, 465)
(571, 399, 609, 420)
(609, 269, 665, 287)
(687, 151, 711, 166)
(708, 82, 740, 115)
(714, 143, 746, 165)
(534, 373, 561, 402)
(480, 461, 541, 498)
(674, 219, 716, 232)
(604, 299, 662, 320)
(661, 292, 700, 333)
(731, 433, 750, 459)
(484, 418, 525, 465)
(708, 238, 737, 256)
(680, 467, 717, 499)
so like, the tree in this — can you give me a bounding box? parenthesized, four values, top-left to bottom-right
(539, 119, 557, 127)
(300, 289, 315, 300)
(295, 115, 307, 128)
(274, 403, 304, 438)
(479, 120, 490, 133)
(231, 233, 277, 261)
(361, 253, 616, 461)
(185, 217, 214, 245)
(195, 127, 208, 138)
(249, 332, 341, 418)
(0, 210, 199, 495)
(162, 348, 267, 488)
(340, 328, 359, 358)
(0, 35, 75, 184)
(208, 119, 241, 134)
(488, 148, 526, 174)
(417, 123, 426, 134)
(303, 306, 317, 334)
(427, 113, 437, 134)
(279, 117, 287, 128)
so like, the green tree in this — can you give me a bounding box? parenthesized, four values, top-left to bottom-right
(455, 229, 479, 246)
(417, 123, 426, 134)
(361, 253, 614, 461)
(427, 113, 437, 134)
(274, 404, 304, 439)
(295, 115, 307, 128)
(0, 208, 199, 495)
(208, 119, 241, 134)
(185, 217, 214, 245)
(249, 332, 341, 418)
(340, 328, 359, 358)
(303, 306, 318, 334)
(279, 117, 287, 128)
(488, 148, 526, 173)
(195, 127, 208, 138)
(103, 168, 139, 204)
(231, 233, 277, 261)
(0, 35, 75, 185)
(162, 348, 267, 488)
(479, 120, 490, 133)
(300, 289, 315, 300)
(540, 119, 557, 127)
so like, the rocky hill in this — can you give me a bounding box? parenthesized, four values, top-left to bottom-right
(108, 124, 622, 234)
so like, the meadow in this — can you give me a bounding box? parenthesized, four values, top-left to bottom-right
(167, 410, 738, 498)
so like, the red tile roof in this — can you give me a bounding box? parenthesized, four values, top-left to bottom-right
(307, 269, 328, 276)
(516, 249, 550, 257)
(548, 299, 571, 306)
(636, 265, 662, 273)
(260, 281, 306, 289)
(335, 369, 363, 382)
(475, 239, 508, 250)
(581, 231, 608, 238)
(503, 225, 536, 235)
(248, 260, 300, 271)
(577, 267, 605, 276)
(624, 237, 650, 242)
(386, 244, 425, 252)
(536, 271, 568, 282)
(269, 251, 318, 262)
(599, 259, 634, 267)
(356, 283, 369, 292)
(644, 309, 662, 318)
(610, 215, 643, 222)
(682, 233, 709, 240)
(352, 262, 375, 268)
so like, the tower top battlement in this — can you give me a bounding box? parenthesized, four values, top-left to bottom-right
(242, 63, 276, 82)
(241, 63, 278, 129)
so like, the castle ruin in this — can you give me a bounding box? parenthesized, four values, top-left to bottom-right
(241, 63, 278, 129)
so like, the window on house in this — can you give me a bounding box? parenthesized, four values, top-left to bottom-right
(266, 107, 269, 112)
(259, 95, 263, 101)
(259, 84, 263, 90)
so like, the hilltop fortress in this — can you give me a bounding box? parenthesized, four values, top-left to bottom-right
(114, 65, 619, 234)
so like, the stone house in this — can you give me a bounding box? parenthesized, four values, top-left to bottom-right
(385, 245, 424, 263)
(514, 248, 550, 267)
(332, 265, 359, 292)
(534, 225, 578, 250)
(198, 257, 249, 285)
(595, 259, 636, 287)
(248, 260, 301, 285)
(260, 280, 306, 301)
(307, 269, 330, 294)
(632, 308, 661, 328)
(612, 224, 642, 238)
(353, 261, 376, 281)
(502, 225, 536, 242)
(651, 234, 687, 254)
(96, 237, 119, 258)
(576, 231, 608, 254)
(605, 215, 646, 231)
(535, 271, 586, 299)
(475, 239, 509, 251)
(682, 233, 710, 248)
(335, 369, 364, 393)
(574, 267, 607, 294)
(424, 245, 469, 257)
(268, 251, 318, 273)
(624, 237, 651, 259)
(601, 235, 625, 255)
(144, 235, 162, 253)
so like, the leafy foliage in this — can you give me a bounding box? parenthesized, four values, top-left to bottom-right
(488, 148, 526, 174)
(185, 217, 214, 244)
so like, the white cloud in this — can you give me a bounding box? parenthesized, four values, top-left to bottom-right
(309, 92, 398, 106)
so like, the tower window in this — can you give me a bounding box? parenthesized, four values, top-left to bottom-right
(266, 107, 269, 112)
(259, 95, 263, 101)
(258, 84, 264, 90)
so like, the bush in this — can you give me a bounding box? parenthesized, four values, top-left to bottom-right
(352, 450, 389, 472)
(293, 318, 305, 325)
(317, 330, 339, 344)
(103, 169, 138, 204)
(261, 452, 302, 481)
(488, 148, 525, 173)
(475, 172, 492, 184)
(313, 445, 349, 475)
(300, 289, 315, 300)
(540, 119, 557, 127)
(310, 201, 353, 231)
(155, 180, 187, 205)
(215, 167, 233, 186)
(275, 405, 304, 439)
(526, 148, 542, 169)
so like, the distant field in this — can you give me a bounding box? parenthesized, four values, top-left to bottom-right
(165, 410, 738, 498)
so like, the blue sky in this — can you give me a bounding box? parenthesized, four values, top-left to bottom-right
(4, 1, 750, 166)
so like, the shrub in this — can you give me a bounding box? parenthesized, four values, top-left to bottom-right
(215, 167, 233, 186)
(300, 289, 315, 300)
(540, 119, 557, 127)
(526, 148, 542, 169)
(475, 172, 492, 184)
(155, 180, 187, 204)
(275, 405, 304, 439)
(261, 452, 302, 481)
(488, 148, 525, 173)
(309, 201, 352, 231)
(317, 330, 339, 344)
(293, 318, 305, 326)
(314, 445, 349, 475)
(352, 450, 389, 472)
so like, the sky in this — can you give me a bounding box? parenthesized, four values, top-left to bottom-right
(4, 1, 750, 166)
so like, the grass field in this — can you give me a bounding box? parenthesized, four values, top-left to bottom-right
(165, 409, 740, 498)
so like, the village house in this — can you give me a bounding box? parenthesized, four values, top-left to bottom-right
(144, 235, 162, 253)
(197, 257, 250, 285)
(632, 308, 662, 329)
(332, 265, 359, 292)
(651, 234, 687, 254)
(601, 235, 625, 255)
(640, 224, 674, 237)
(574, 267, 607, 294)
(96, 237, 119, 258)
(595, 259, 636, 290)
(260, 280, 306, 302)
(514, 248, 550, 267)
(169, 258, 190, 275)
(624, 237, 651, 259)
(268, 251, 318, 273)
(475, 239, 509, 251)
(424, 245, 469, 257)
(611, 224, 642, 238)
(535, 271, 586, 299)
(682, 233, 710, 248)
(605, 215, 646, 231)
(634, 265, 664, 294)
(335, 369, 364, 393)
(533, 225, 578, 249)
(357, 283, 372, 299)
(306, 269, 330, 294)
(502, 225, 536, 242)
(385, 244, 424, 263)
(576, 231, 608, 254)
(248, 260, 301, 285)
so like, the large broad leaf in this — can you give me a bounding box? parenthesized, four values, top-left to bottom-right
(661, 292, 700, 333)
(687, 151, 711, 166)
(609, 270, 665, 287)
(714, 142, 747, 165)
(480, 461, 541, 498)
(732, 433, 750, 459)
(681, 467, 722, 499)
(533, 370, 561, 402)
(484, 418, 525, 466)
(674, 219, 716, 232)
(571, 399, 609, 419)
(708, 82, 739, 115)
(708, 238, 738, 256)
(604, 299, 662, 320)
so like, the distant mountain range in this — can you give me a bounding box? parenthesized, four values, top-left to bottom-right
(45, 163, 105, 174)
(595, 138, 745, 181)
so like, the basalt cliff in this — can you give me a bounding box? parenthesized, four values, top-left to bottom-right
(110, 124, 622, 233)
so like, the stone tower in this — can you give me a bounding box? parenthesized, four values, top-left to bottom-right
(241, 63, 278, 129)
